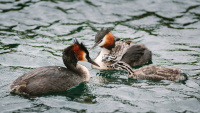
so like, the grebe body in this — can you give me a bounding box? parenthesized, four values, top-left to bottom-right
(108, 61, 188, 82)
(10, 40, 99, 96)
(92, 28, 152, 70)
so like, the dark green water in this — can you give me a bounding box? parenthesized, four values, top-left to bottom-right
(0, 0, 200, 112)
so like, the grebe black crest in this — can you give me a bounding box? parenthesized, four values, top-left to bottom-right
(10, 40, 99, 96)
(91, 28, 152, 70)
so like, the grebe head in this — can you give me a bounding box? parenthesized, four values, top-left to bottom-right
(107, 61, 134, 75)
(91, 28, 115, 50)
(63, 40, 99, 67)
(107, 61, 127, 70)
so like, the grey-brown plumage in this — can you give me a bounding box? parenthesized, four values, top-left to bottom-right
(10, 66, 85, 95)
(108, 61, 187, 82)
(91, 28, 152, 70)
(9, 40, 99, 96)
(111, 40, 152, 67)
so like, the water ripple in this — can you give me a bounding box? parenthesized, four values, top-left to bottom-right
(0, 0, 200, 112)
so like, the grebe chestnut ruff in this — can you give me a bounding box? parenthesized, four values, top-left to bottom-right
(10, 40, 99, 96)
(91, 28, 152, 70)
(107, 61, 188, 82)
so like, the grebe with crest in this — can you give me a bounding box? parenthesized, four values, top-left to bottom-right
(91, 28, 152, 70)
(10, 40, 99, 96)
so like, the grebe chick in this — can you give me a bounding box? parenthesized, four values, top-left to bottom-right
(107, 61, 188, 82)
(10, 40, 99, 96)
(91, 28, 152, 70)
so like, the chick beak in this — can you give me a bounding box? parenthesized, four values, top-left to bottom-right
(87, 57, 100, 67)
(91, 43, 98, 49)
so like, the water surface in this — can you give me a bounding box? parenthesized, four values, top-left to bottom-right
(0, 0, 200, 112)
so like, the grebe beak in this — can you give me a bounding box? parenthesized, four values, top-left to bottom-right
(87, 57, 100, 67)
(91, 43, 98, 49)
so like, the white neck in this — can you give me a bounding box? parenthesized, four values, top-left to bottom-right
(101, 48, 110, 54)
(76, 63, 90, 81)
(92, 48, 110, 69)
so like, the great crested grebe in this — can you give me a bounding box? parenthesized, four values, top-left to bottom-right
(91, 28, 152, 70)
(10, 40, 99, 96)
(107, 61, 188, 82)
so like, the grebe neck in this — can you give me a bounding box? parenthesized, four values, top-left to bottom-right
(74, 63, 90, 81)
(101, 48, 110, 54)
(92, 48, 111, 69)
(62, 55, 90, 81)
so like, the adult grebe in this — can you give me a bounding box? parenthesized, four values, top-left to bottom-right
(91, 28, 152, 70)
(10, 40, 99, 96)
(107, 61, 188, 82)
